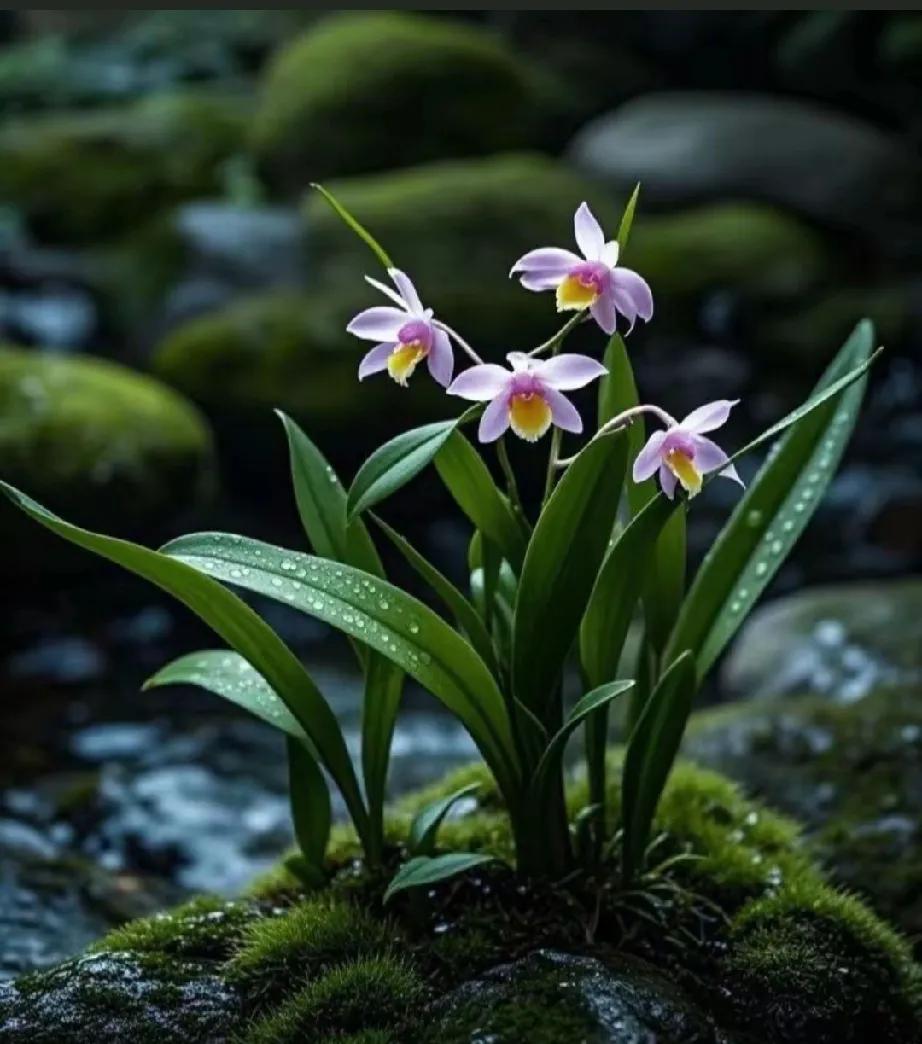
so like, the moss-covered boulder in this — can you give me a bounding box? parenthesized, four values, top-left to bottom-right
(687, 686, 922, 956)
(3, 759, 920, 1042)
(250, 13, 549, 190)
(0, 88, 249, 244)
(0, 348, 215, 567)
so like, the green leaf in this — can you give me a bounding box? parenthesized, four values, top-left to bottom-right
(383, 853, 495, 903)
(435, 430, 527, 570)
(287, 736, 331, 885)
(373, 514, 497, 674)
(408, 783, 480, 857)
(310, 182, 394, 269)
(580, 495, 679, 690)
(512, 431, 628, 722)
(144, 650, 306, 740)
(277, 411, 401, 864)
(667, 321, 876, 679)
(531, 681, 634, 799)
(621, 651, 696, 883)
(162, 533, 520, 801)
(0, 483, 370, 846)
(616, 182, 641, 253)
(347, 420, 459, 521)
(278, 410, 382, 576)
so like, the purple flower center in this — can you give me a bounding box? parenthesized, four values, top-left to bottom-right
(508, 372, 545, 398)
(566, 260, 610, 294)
(662, 429, 696, 459)
(398, 319, 432, 350)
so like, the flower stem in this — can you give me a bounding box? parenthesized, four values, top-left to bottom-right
(543, 427, 562, 502)
(496, 437, 526, 520)
(434, 320, 483, 365)
(527, 309, 588, 358)
(555, 404, 679, 469)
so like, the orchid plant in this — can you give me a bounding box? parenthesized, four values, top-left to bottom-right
(1, 185, 879, 899)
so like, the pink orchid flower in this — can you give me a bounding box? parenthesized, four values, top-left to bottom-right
(448, 352, 607, 443)
(509, 202, 653, 335)
(632, 400, 744, 499)
(347, 268, 453, 388)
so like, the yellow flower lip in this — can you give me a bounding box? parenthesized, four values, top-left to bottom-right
(509, 391, 552, 442)
(387, 340, 427, 386)
(665, 448, 702, 497)
(556, 273, 599, 312)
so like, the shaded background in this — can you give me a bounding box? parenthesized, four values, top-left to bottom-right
(1, 10, 920, 978)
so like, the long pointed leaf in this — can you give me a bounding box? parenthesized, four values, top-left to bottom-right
(512, 430, 628, 723)
(278, 412, 401, 861)
(621, 651, 696, 883)
(617, 183, 641, 253)
(144, 650, 305, 740)
(310, 182, 394, 270)
(0, 482, 369, 844)
(666, 321, 876, 678)
(287, 736, 331, 884)
(162, 533, 520, 801)
(373, 514, 497, 674)
(434, 431, 527, 571)
(531, 681, 634, 798)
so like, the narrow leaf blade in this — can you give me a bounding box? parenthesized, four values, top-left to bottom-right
(408, 783, 480, 857)
(287, 736, 331, 883)
(512, 431, 628, 720)
(311, 182, 394, 269)
(384, 853, 494, 903)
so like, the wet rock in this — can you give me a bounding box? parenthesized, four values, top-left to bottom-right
(0, 88, 248, 244)
(422, 949, 723, 1043)
(0, 348, 216, 572)
(0, 951, 240, 1042)
(569, 93, 922, 241)
(250, 12, 548, 189)
(720, 580, 922, 701)
(686, 686, 922, 950)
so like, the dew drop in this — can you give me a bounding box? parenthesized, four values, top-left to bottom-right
(746, 509, 763, 528)
(409, 621, 420, 635)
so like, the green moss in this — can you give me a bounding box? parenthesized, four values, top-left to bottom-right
(725, 882, 920, 1042)
(0, 348, 214, 554)
(0, 88, 250, 244)
(93, 897, 261, 962)
(628, 202, 829, 314)
(251, 12, 547, 188)
(239, 956, 423, 1044)
(227, 896, 395, 1004)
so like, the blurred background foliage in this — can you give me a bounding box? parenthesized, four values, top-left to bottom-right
(0, 10, 921, 978)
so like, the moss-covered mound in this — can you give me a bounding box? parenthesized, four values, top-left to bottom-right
(250, 13, 548, 189)
(3, 758, 919, 1043)
(0, 88, 249, 244)
(687, 686, 922, 954)
(0, 348, 215, 563)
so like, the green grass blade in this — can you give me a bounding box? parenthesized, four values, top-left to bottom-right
(373, 514, 498, 674)
(144, 650, 306, 740)
(384, 853, 495, 903)
(310, 182, 393, 270)
(287, 736, 331, 885)
(408, 783, 480, 857)
(621, 651, 696, 884)
(0, 482, 369, 846)
(666, 320, 876, 678)
(162, 532, 520, 801)
(512, 431, 628, 723)
(435, 430, 527, 571)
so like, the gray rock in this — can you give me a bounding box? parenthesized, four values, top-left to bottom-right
(0, 952, 240, 1043)
(422, 949, 724, 1043)
(720, 579, 922, 701)
(569, 93, 922, 239)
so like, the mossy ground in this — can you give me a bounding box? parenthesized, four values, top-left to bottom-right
(9, 756, 922, 1043)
